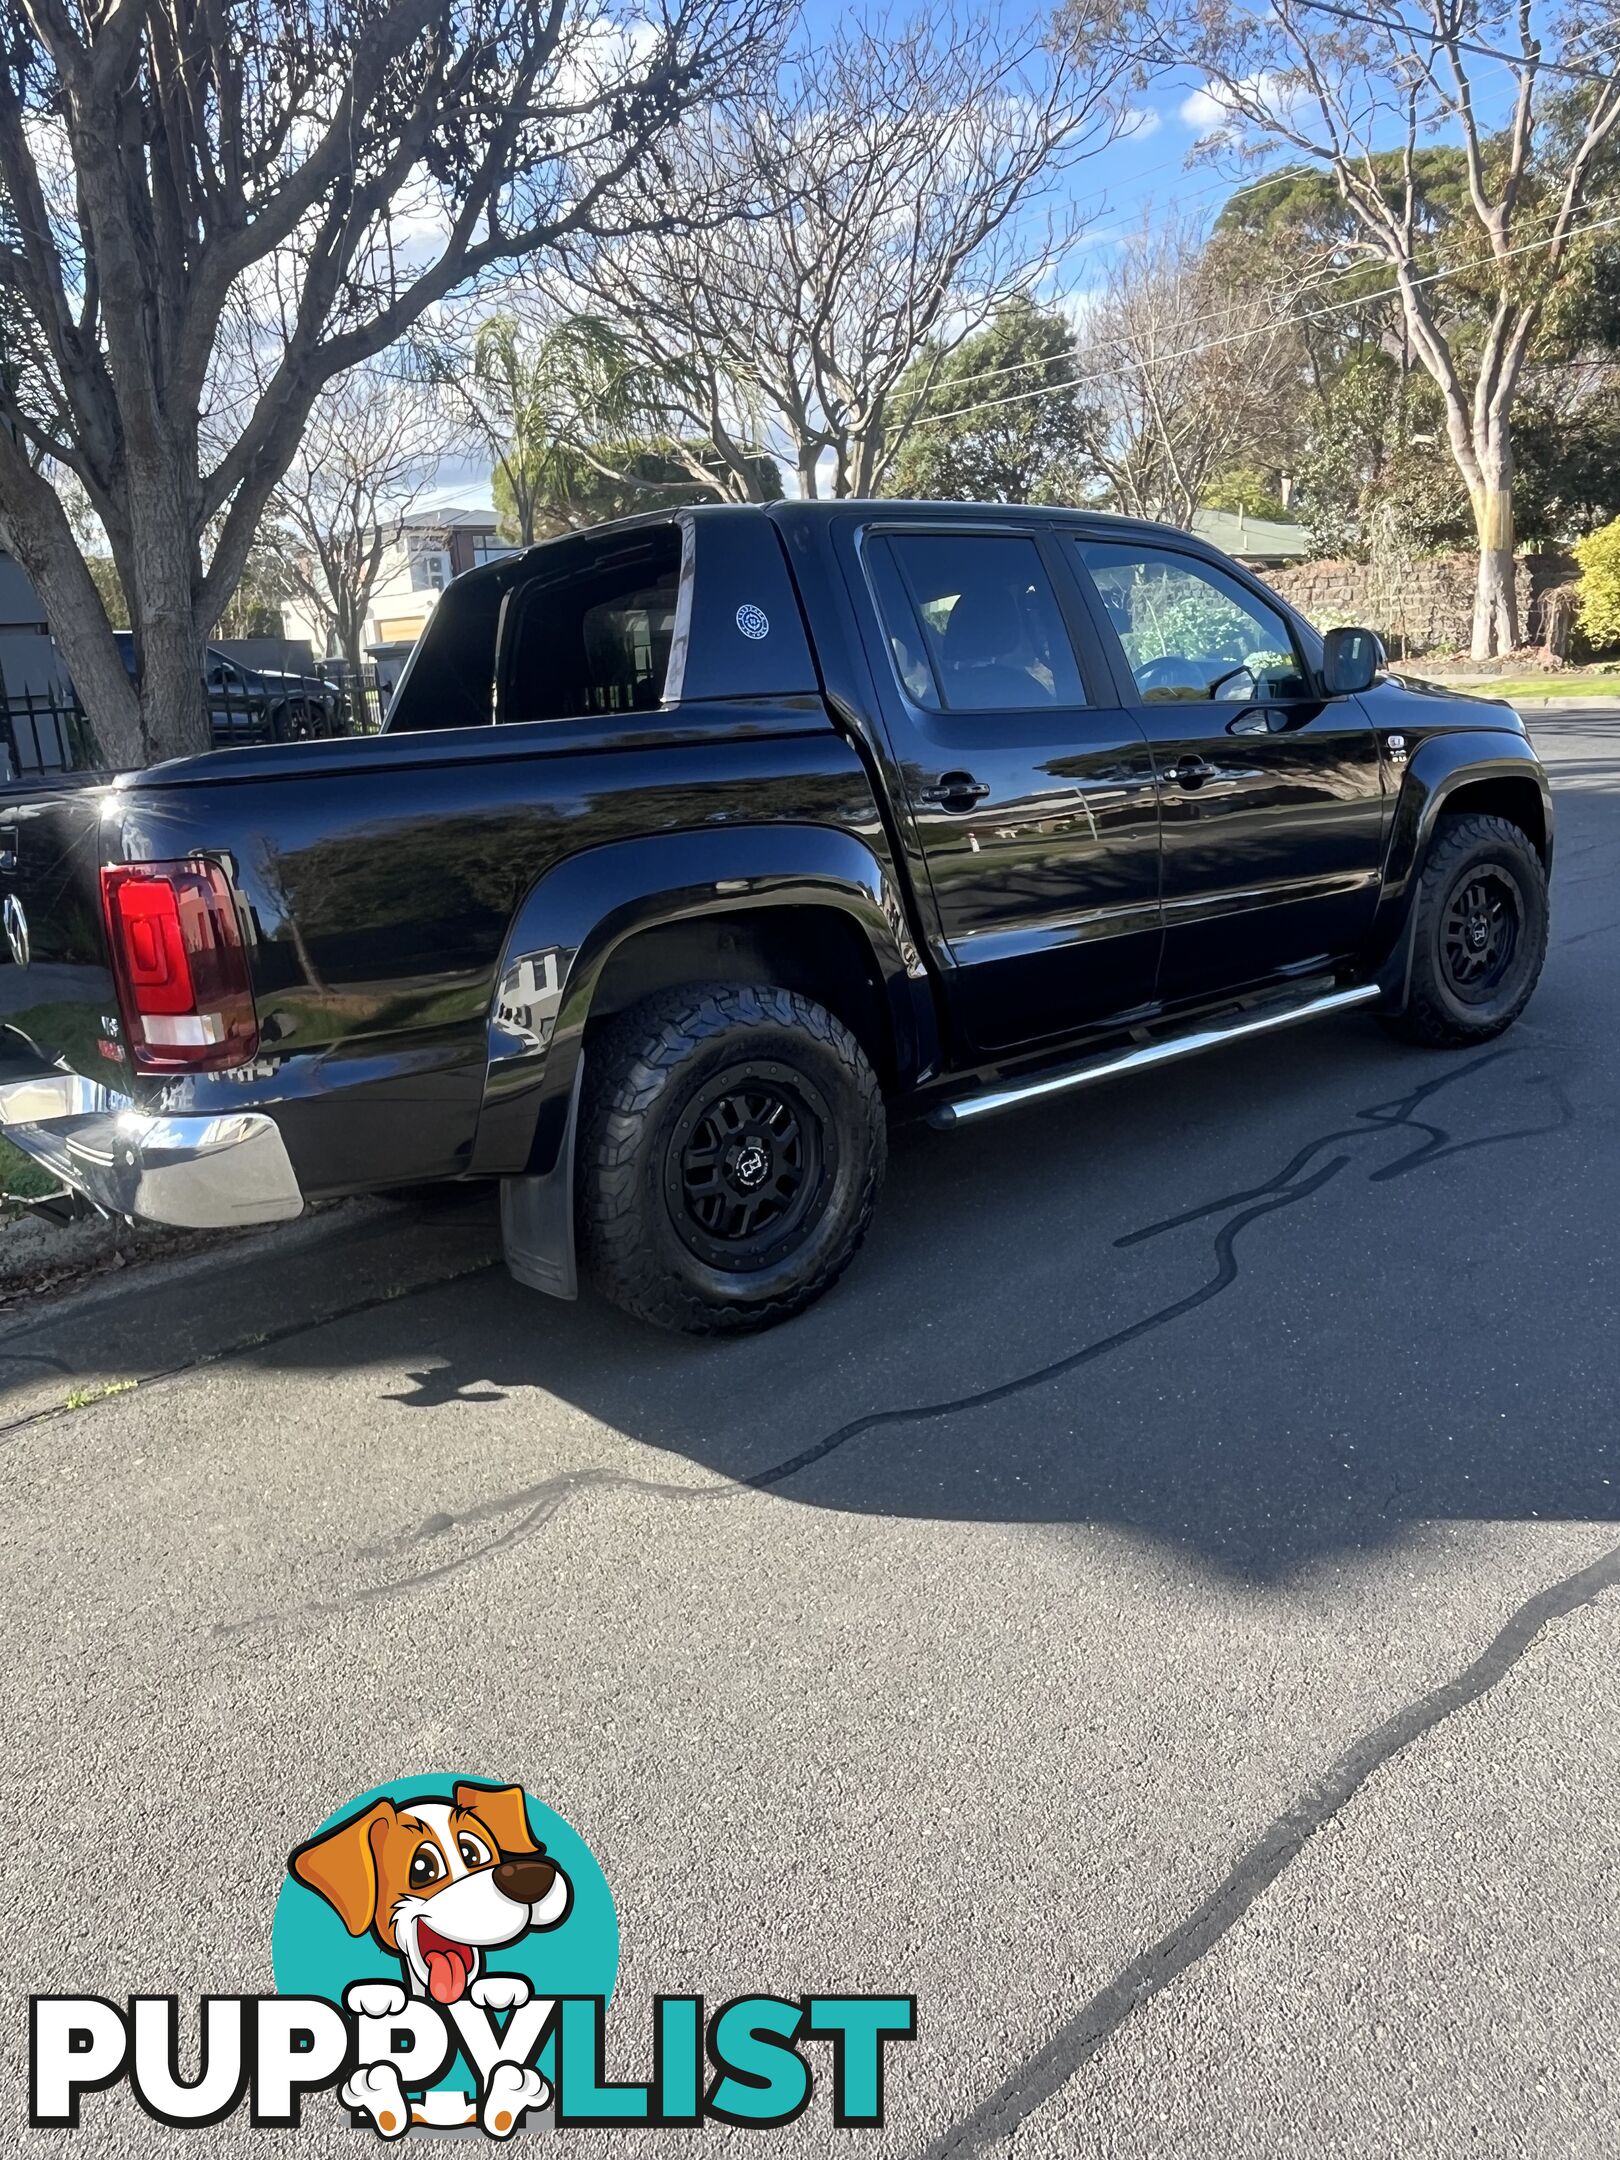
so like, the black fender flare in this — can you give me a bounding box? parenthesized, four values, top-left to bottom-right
(1368, 729, 1554, 992)
(472, 822, 930, 1183)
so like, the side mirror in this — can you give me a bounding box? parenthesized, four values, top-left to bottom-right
(1320, 625, 1380, 696)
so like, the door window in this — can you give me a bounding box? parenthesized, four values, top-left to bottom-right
(1077, 540, 1309, 706)
(867, 533, 1085, 713)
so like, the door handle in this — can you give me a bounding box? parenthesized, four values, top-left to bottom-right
(1166, 756, 1216, 789)
(920, 771, 991, 811)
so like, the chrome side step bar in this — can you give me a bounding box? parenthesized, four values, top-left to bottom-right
(929, 983, 1382, 1129)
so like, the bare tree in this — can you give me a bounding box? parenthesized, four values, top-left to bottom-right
(569, 2, 1144, 501)
(0, 0, 780, 766)
(1083, 217, 1297, 525)
(1134, 0, 1620, 655)
(264, 369, 443, 678)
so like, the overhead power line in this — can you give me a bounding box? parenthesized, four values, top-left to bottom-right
(892, 202, 1620, 442)
(1290, 0, 1620, 84)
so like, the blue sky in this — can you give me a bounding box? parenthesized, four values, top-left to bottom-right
(421, 70, 1255, 515)
(421, 9, 1531, 514)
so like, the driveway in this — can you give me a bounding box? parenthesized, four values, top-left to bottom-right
(4, 708, 1617, 2157)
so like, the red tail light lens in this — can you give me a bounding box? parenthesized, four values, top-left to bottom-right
(101, 860, 258, 1071)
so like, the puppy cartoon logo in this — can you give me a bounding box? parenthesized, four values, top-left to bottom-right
(30, 1774, 915, 2140)
(290, 1783, 571, 2011)
(274, 1775, 619, 2139)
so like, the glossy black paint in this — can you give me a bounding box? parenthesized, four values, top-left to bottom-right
(0, 500, 1552, 1214)
(842, 517, 1161, 1052)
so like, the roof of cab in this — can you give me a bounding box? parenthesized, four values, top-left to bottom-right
(451, 496, 1246, 595)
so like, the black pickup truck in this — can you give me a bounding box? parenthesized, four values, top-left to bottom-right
(0, 503, 1551, 1332)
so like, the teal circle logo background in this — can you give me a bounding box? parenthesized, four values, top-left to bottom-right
(272, 1774, 618, 2084)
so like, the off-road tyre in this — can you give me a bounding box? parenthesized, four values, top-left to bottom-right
(579, 982, 886, 1334)
(1383, 811, 1548, 1047)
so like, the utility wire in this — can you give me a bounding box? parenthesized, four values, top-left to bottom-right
(888, 202, 1620, 441)
(1290, 0, 1620, 84)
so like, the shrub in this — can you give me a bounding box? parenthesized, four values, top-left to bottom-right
(1573, 516, 1620, 650)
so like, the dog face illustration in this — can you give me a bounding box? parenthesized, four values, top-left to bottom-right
(289, 1782, 572, 2005)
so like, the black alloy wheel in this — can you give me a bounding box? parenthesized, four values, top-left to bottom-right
(1383, 810, 1548, 1047)
(1439, 867, 1521, 1003)
(666, 1064, 830, 1271)
(579, 982, 886, 1334)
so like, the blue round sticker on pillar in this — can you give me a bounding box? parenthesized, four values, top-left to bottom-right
(273, 1774, 617, 2132)
(735, 603, 769, 639)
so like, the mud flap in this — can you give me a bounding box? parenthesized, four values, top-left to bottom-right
(1375, 899, 1421, 1012)
(499, 1057, 583, 1300)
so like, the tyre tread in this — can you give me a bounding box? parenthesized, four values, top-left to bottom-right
(1384, 811, 1548, 1047)
(579, 981, 885, 1334)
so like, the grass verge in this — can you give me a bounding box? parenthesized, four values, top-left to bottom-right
(1425, 671, 1620, 702)
(0, 1134, 62, 1207)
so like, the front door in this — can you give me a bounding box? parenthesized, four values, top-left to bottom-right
(1070, 536, 1387, 1005)
(855, 525, 1161, 1053)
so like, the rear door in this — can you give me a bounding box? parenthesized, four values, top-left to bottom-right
(1069, 535, 1386, 1004)
(854, 522, 1161, 1053)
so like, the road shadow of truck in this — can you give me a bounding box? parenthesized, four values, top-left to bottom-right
(193, 990, 1612, 1598)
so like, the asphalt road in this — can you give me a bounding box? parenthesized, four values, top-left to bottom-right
(4, 708, 1618, 2157)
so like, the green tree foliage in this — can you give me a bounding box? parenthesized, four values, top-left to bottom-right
(1513, 395, 1620, 542)
(1289, 355, 1470, 560)
(1211, 149, 1620, 564)
(451, 314, 679, 545)
(883, 298, 1102, 505)
(1573, 516, 1620, 649)
(1201, 466, 1288, 519)
(494, 441, 781, 536)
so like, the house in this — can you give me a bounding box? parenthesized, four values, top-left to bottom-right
(0, 551, 72, 699)
(278, 506, 520, 658)
(1188, 509, 1313, 570)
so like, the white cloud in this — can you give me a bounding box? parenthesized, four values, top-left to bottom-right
(1179, 84, 1231, 128)
(554, 16, 662, 103)
(1121, 106, 1163, 140)
(1179, 73, 1297, 135)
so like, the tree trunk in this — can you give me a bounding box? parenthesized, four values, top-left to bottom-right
(127, 455, 211, 765)
(137, 619, 212, 765)
(1469, 472, 1518, 660)
(1467, 428, 1518, 659)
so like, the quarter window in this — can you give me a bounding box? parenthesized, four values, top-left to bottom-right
(868, 533, 1085, 713)
(499, 532, 681, 723)
(1077, 540, 1309, 705)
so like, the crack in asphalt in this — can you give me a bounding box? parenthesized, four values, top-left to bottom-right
(915, 1536, 1620, 2157)
(1560, 913, 1620, 947)
(1116, 1047, 1572, 1250)
(216, 1046, 1573, 1639)
(0, 1252, 498, 1441)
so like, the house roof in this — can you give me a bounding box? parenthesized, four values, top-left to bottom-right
(396, 505, 498, 532)
(1188, 509, 1312, 563)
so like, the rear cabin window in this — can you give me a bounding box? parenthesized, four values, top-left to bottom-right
(498, 532, 682, 725)
(386, 527, 682, 733)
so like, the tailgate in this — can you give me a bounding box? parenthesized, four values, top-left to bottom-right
(0, 778, 123, 1084)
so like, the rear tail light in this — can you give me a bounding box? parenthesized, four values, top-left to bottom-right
(101, 859, 258, 1072)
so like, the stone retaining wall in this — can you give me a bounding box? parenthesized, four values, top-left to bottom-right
(1263, 550, 1577, 656)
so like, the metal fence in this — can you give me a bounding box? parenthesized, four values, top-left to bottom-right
(0, 686, 99, 781)
(0, 659, 391, 780)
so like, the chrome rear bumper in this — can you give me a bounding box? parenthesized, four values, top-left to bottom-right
(0, 1070, 303, 1229)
